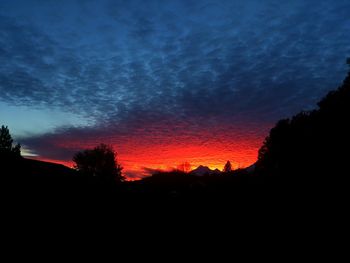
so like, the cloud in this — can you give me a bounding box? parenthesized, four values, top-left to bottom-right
(1, 0, 349, 177)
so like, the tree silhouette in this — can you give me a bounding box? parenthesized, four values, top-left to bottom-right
(177, 162, 191, 173)
(256, 58, 350, 180)
(223, 161, 232, 173)
(0, 125, 21, 159)
(73, 143, 124, 183)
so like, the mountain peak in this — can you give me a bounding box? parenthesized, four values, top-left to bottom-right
(190, 165, 221, 176)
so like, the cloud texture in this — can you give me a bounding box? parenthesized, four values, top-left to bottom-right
(1, 0, 349, 177)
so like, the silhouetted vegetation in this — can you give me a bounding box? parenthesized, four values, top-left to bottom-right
(73, 143, 124, 183)
(177, 162, 192, 173)
(256, 59, 350, 185)
(0, 125, 21, 161)
(223, 160, 232, 173)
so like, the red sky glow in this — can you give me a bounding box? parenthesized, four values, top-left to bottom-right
(29, 121, 269, 180)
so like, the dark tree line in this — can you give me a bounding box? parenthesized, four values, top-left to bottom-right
(256, 59, 350, 181)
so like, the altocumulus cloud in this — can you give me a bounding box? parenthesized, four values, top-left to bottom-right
(0, 0, 349, 176)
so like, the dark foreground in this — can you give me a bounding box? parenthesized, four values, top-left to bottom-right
(4, 158, 346, 209)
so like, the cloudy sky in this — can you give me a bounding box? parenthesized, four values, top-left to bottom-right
(0, 0, 349, 178)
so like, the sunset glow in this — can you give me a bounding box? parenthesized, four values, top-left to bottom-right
(1, 0, 349, 180)
(27, 121, 268, 179)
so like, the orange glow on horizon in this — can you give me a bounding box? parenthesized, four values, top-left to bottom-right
(116, 139, 260, 179)
(32, 122, 268, 180)
(34, 139, 260, 180)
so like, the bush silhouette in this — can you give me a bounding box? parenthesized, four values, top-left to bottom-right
(73, 143, 124, 183)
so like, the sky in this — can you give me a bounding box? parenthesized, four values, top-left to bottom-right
(0, 0, 349, 179)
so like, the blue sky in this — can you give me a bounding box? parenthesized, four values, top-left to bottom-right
(0, 0, 349, 175)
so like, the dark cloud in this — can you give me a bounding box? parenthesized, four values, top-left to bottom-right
(1, 0, 349, 176)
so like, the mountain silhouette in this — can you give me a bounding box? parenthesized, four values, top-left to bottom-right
(190, 165, 221, 176)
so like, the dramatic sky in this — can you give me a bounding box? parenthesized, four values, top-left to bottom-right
(1, 0, 349, 179)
